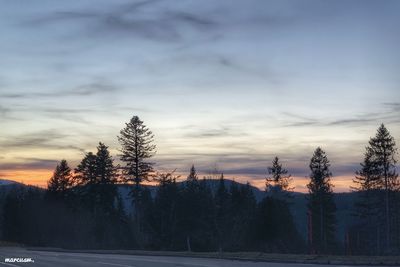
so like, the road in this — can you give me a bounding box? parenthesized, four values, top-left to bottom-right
(0, 247, 380, 267)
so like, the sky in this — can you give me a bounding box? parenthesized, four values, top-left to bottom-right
(0, 0, 399, 192)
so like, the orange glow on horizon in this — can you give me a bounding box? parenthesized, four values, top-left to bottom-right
(1, 169, 52, 188)
(248, 175, 355, 193)
(2, 169, 356, 193)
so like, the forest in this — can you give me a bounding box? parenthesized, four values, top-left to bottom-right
(0, 116, 399, 256)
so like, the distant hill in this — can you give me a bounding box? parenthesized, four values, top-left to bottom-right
(0, 179, 44, 199)
(0, 179, 20, 186)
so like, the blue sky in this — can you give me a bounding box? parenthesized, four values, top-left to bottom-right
(0, 0, 399, 191)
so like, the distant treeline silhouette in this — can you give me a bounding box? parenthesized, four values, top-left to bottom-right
(0, 116, 399, 255)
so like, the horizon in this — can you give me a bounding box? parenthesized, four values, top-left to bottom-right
(0, 0, 399, 193)
(0, 174, 362, 195)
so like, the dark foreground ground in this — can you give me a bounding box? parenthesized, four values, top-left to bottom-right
(0, 247, 399, 267)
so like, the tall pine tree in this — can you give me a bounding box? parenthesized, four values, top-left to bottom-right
(352, 147, 380, 254)
(353, 124, 399, 253)
(118, 116, 156, 247)
(118, 116, 156, 187)
(307, 147, 336, 254)
(369, 124, 398, 253)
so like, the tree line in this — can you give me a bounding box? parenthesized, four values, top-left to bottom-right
(1, 116, 399, 255)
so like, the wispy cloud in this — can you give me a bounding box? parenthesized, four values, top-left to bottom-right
(0, 106, 10, 116)
(0, 80, 119, 99)
(283, 102, 400, 128)
(0, 129, 85, 152)
(0, 158, 59, 171)
(183, 125, 248, 139)
(25, 1, 216, 43)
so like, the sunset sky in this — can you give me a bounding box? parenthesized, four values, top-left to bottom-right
(0, 0, 399, 192)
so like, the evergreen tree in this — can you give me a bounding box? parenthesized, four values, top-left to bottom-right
(255, 196, 304, 253)
(74, 143, 118, 214)
(176, 167, 216, 251)
(227, 181, 256, 251)
(369, 124, 398, 252)
(73, 143, 120, 247)
(74, 152, 97, 186)
(178, 166, 201, 251)
(153, 171, 180, 249)
(214, 173, 230, 252)
(197, 178, 217, 250)
(352, 147, 380, 254)
(266, 156, 293, 200)
(118, 116, 156, 187)
(307, 147, 337, 254)
(47, 160, 73, 200)
(353, 124, 399, 253)
(94, 142, 119, 213)
(187, 164, 198, 181)
(95, 142, 118, 185)
(118, 116, 156, 247)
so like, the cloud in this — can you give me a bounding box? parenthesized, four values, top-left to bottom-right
(0, 106, 10, 116)
(0, 80, 119, 99)
(183, 125, 247, 139)
(328, 118, 376, 126)
(24, 1, 216, 42)
(66, 81, 120, 96)
(329, 104, 400, 126)
(221, 166, 266, 176)
(0, 158, 59, 171)
(0, 129, 85, 152)
(384, 102, 400, 112)
(283, 102, 400, 128)
(285, 121, 318, 127)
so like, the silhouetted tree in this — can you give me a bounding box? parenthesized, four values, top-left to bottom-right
(74, 143, 118, 214)
(118, 116, 156, 187)
(228, 182, 256, 251)
(352, 124, 399, 254)
(176, 167, 216, 251)
(153, 171, 180, 250)
(369, 124, 398, 253)
(187, 164, 198, 181)
(266, 156, 293, 201)
(178, 167, 201, 251)
(307, 147, 337, 254)
(95, 142, 119, 213)
(352, 147, 380, 254)
(118, 116, 156, 246)
(255, 196, 304, 253)
(46, 159, 73, 200)
(75, 152, 97, 186)
(214, 173, 230, 252)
